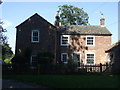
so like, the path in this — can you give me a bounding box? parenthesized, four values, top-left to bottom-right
(2, 79, 47, 89)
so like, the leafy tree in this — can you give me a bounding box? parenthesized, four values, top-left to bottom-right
(0, 2, 13, 63)
(0, 19, 13, 62)
(4, 54, 14, 64)
(0, 0, 2, 4)
(0, 20, 7, 44)
(2, 44, 13, 61)
(58, 5, 89, 25)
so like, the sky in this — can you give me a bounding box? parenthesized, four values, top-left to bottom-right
(0, 1, 119, 53)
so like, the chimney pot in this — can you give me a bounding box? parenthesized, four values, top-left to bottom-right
(55, 11, 60, 26)
(100, 13, 105, 27)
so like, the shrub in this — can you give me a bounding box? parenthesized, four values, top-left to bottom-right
(111, 63, 120, 74)
(11, 54, 30, 72)
(4, 58, 12, 64)
(67, 59, 78, 70)
(37, 52, 54, 64)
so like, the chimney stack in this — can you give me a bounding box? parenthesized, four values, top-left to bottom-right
(55, 11, 60, 27)
(100, 13, 105, 27)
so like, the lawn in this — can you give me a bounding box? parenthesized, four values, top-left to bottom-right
(2, 74, 120, 88)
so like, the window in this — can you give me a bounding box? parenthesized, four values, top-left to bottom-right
(86, 36, 95, 46)
(61, 53, 68, 64)
(61, 35, 69, 46)
(31, 30, 39, 42)
(31, 55, 38, 66)
(86, 53, 95, 65)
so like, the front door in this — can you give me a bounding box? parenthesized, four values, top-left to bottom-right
(73, 52, 81, 67)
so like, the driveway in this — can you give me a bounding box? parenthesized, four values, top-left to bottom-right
(2, 79, 47, 89)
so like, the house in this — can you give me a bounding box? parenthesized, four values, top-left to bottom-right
(15, 12, 112, 69)
(15, 13, 57, 66)
(105, 41, 120, 73)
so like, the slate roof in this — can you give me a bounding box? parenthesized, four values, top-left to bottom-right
(59, 25, 112, 35)
(105, 40, 120, 52)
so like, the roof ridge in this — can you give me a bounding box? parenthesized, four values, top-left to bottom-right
(16, 13, 55, 28)
(61, 25, 106, 27)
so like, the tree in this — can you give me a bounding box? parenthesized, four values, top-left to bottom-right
(58, 5, 89, 25)
(2, 44, 13, 61)
(0, 0, 2, 5)
(0, 2, 12, 62)
(0, 20, 7, 44)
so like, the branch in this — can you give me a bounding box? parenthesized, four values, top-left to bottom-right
(0, 0, 3, 5)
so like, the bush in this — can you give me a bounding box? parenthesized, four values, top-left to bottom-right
(11, 54, 30, 72)
(67, 59, 78, 70)
(111, 63, 120, 74)
(37, 52, 54, 64)
(4, 58, 12, 64)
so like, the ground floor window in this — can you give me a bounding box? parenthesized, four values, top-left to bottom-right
(61, 53, 68, 64)
(30, 55, 38, 66)
(86, 53, 95, 65)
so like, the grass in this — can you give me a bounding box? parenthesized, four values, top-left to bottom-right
(2, 74, 120, 88)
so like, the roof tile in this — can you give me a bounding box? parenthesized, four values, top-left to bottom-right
(59, 25, 112, 35)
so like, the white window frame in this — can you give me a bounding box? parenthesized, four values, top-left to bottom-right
(61, 35, 70, 46)
(30, 55, 38, 65)
(31, 30, 39, 43)
(86, 36, 95, 46)
(61, 53, 68, 64)
(85, 52, 95, 65)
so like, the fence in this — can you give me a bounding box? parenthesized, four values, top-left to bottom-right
(77, 63, 111, 73)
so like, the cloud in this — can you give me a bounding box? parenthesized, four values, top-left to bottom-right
(2, 19, 13, 28)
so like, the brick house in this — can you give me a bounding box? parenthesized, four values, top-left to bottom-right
(105, 41, 120, 73)
(15, 13, 56, 65)
(15, 13, 112, 68)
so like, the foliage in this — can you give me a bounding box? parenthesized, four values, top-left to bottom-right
(4, 59, 12, 64)
(0, 20, 7, 44)
(4, 54, 14, 64)
(67, 59, 78, 70)
(111, 63, 120, 74)
(58, 5, 89, 25)
(2, 43, 13, 61)
(11, 54, 30, 72)
(37, 52, 54, 64)
(0, 0, 2, 5)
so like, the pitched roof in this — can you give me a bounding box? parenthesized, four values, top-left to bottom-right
(105, 40, 120, 52)
(59, 25, 112, 35)
(16, 13, 55, 28)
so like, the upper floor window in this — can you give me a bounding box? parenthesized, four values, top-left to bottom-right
(31, 30, 39, 43)
(61, 35, 69, 46)
(86, 36, 95, 46)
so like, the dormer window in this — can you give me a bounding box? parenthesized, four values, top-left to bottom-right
(31, 30, 39, 43)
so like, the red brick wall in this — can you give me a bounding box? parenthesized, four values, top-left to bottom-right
(59, 35, 111, 64)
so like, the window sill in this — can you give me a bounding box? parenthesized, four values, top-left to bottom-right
(31, 41, 39, 43)
(61, 44, 69, 46)
(86, 45, 95, 47)
(63, 62, 68, 64)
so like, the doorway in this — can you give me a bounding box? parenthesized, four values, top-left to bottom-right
(72, 52, 81, 67)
